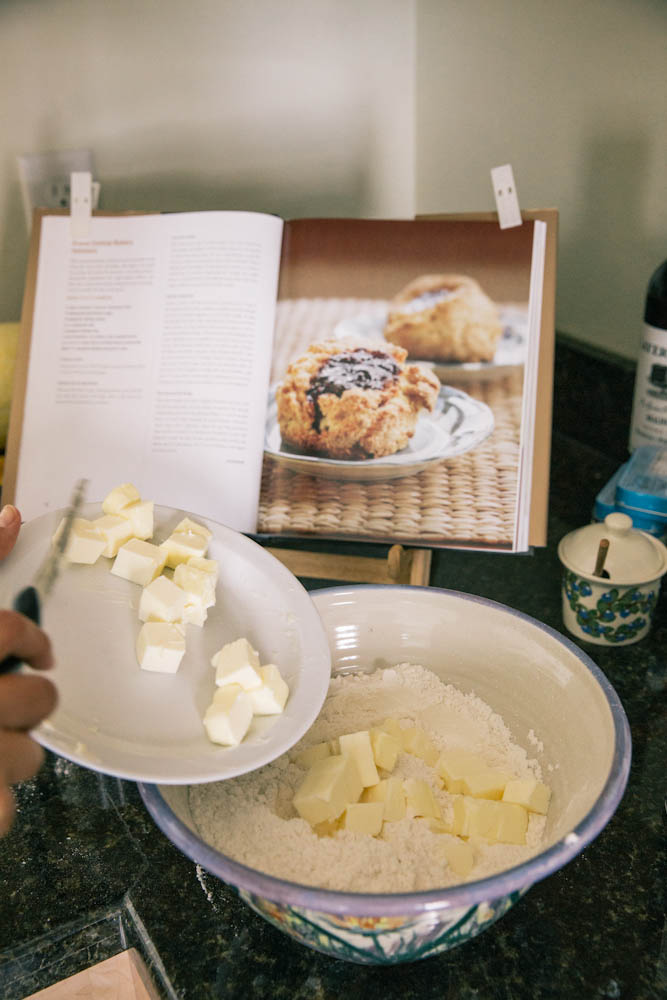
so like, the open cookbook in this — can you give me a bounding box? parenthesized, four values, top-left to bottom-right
(4, 209, 556, 553)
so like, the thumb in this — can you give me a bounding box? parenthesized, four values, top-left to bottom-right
(0, 506, 21, 561)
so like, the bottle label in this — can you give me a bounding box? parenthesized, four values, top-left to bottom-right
(629, 322, 667, 449)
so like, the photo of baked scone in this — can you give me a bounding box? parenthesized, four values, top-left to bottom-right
(275, 340, 441, 460)
(384, 273, 503, 363)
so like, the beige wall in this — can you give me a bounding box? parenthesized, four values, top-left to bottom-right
(2, 1, 665, 360)
(0, 0, 416, 321)
(417, 0, 667, 360)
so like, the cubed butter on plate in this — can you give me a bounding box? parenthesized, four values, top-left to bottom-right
(93, 514, 135, 557)
(186, 555, 219, 586)
(136, 622, 186, 674)
(138, 574, 189, 623)
(248, 664, 289, 715)
(102, 482, 141, 514)
(119, 500, 154, 540)
(53, 517, 106, 564)
(174, 517, 213, 542)
(212, 637, 262, 690)
(293, 754, 363, 826)
(203, 684, 253, 746)
(160, 524, 210, 568)
(110, 538, 166, 586)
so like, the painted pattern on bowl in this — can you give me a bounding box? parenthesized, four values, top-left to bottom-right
(240, 889, 523, 964)
(562, 569, 659, 644)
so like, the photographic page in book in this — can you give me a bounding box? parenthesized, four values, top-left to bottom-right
(260, 216, 551, 552)
(9, 211, 284, 530)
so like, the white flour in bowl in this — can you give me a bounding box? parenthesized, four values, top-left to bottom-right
(189, 664, 548, 893)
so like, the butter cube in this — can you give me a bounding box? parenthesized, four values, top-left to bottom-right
(344, 802, 384, 836)
(203, 684, 253, 746)
(174, 516, 213, 542)
(362, 777, 406, 821)
(442, 838, 475, 877)
(212, 637, 262, 690)
(295, 742, 331, 769)
(436, 750, 488, 793)
(173, 562, 217, 608)
(248, 664, 289, 715)
(461, 768, 511, 800)
(402, 726, 439, 766)
(313, 817, 342, 838)
(339, 730, 380, 787)
(293, 754, 363, 826)
(452, 796, 528, 845)
(379, 718, 405, 743)
(119, 500, 154, 540)
(502, 778, 552, 815)
(160, 529, 209, 569)
(403, 778, 441, 820)
(370, 728, 401, 771)
(54, 517, 106, 564)
(187, 556, 220, 586)
(422, 816, 453, 834)
(110, 538, 166, 585)
(102, 482, 141, 514)
(93, 514, 135, 557)
(138, 574, 189, 623)
(136, 622, 186, 673)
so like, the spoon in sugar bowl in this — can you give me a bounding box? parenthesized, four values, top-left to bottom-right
(558, 512, 667, 645)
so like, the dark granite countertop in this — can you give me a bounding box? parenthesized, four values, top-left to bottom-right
(0, 340, 665, 999)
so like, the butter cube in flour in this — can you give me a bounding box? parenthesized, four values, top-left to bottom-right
(136, 622, 186, 674)
(362, 777, 406, 821)
(119, 500, 154, 540)
(111, 539, 166, 586)
(452, 796, 528, 845)
(160, 518, 211, 568)
(293, 754, 363, 826)
(402, 726, 439, 766)
(102, 483, 141, 514)
(212, 638, 262, 690)
(93, 514, 135, 557)
(203, 685, 253, 746)
(53, 517, 106, 565)
(442, 838, 475, 877)
(344, 802, 384, 836)
(248, 664, 289, 715)
(139, 575, 189, 623)
(436, 750, 489, 794)
(370, 728, 401, 771)
(502, 777, 551, 814)
(461, 768, 511, 800)
(339, 731, 379, 787)
(404, 778, 441, 820)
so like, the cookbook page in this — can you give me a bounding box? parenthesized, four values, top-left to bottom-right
(6, 210, 284, 530)
(260, 214, 553, 553)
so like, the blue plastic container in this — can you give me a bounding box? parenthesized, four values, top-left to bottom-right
(593, 446, 667, 541)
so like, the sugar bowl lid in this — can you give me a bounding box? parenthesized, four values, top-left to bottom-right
(558, 512, 667, 584)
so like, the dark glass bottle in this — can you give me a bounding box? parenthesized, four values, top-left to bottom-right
(629, 260, 667, 449)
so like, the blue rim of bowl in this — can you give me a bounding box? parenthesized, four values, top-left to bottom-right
(137, 584, 632, 917)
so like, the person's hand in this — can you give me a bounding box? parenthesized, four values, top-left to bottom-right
(0, 505, 57, 835)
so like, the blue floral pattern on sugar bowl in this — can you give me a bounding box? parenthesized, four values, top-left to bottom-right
(239, 889, 523, 964)
(558, 512, 667, 646)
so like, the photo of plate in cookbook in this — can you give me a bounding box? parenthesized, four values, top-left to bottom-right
(264, 384, 494, 481)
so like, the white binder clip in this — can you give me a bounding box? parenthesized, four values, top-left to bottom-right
(70, 171, 93, 239)
(491, 164, 522, 229)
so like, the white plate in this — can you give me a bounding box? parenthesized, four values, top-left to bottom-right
(0, 504, 331, 784)
(333, 304, 528, 381)
(264, 385, 494, 481)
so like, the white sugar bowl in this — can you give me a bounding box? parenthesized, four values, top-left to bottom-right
(558, 512, 667, 645)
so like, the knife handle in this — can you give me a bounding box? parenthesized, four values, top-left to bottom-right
(0, 586, 42, 675)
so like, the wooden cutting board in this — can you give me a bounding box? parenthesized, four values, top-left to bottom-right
(23, 948, 162, 999)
